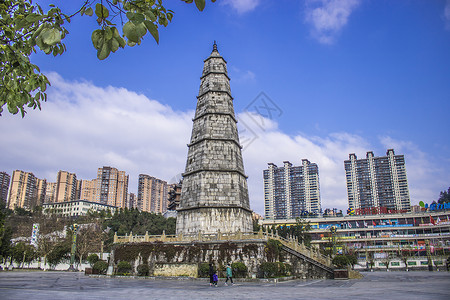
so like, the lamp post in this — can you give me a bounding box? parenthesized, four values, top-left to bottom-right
(68, 223, 79, 271)
(426, 239, 433, 272)
(330, 226, 337, 256)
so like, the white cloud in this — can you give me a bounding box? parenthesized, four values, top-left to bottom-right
(304, 0, 360, 44)
(223, 0, 260, 14)
(444, 0, 450, 30)
(0, 74, 446, 215)
(379, 136, 447, 204)
(0, 73, 193, 195)
(229, 66, 256, 83)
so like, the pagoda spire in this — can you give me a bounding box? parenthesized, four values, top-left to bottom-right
(176, 44, 253, 236)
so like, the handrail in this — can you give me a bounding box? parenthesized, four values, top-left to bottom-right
(114, 228, 332, 268)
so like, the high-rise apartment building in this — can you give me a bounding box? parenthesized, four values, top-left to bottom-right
(55, 171, 78, 203)
(127, 192, 136, 209)
(344, 149, 411, 212)
(44, 182, 57, 203)
(79, 179, 97, 203)
(264, 159, 321, 220)
(96, 166, 129, 208)
(7, 170, 38, 210)
(36, 178, 47, 206)
(167, 181, 182, 211)
(0, 172, 11, 204)
(138, 174, 168, 214)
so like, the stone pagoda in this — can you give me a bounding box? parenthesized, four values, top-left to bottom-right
(176, 42, 253, 235)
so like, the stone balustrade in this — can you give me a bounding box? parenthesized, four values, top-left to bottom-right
(114, 228, 332, 268)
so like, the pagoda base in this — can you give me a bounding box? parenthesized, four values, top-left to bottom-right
(176, 206, 253, 235)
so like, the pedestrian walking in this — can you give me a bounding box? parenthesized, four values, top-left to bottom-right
(212, 272, 218, 287)
(209, 263, 215, 286)
(224, 263, 234, 286)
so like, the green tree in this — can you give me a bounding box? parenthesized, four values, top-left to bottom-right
(276, 218, 312, 246)
(76, 223, 104, 267)
(12, 242, 36, 268)
(46, 241, 70, 269)
(103, 208, 176, 249)
(0, 203, 13, 263)
(87, 253, 99, 267)
(1, 0, 215, 117)
(438, 187, 450, 204)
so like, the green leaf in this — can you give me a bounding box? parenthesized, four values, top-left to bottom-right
(97, 42, 111, 60)
(91, 29, 104, 49)
(85, 7, 94, 17)
(105, 27, 113, 40)
(123, 21, 139, 43)
(111, 39, 119, 53)
(143, 20, 159, 44)
(116, 36, 126, 48)
(25, 14, 42, 23)
(194, 0, 206, 11)
(128, 12, 145, 24)
(95, 3, 109, 19)
(40, 28, 61, 46)
(144, 10, 157, 22)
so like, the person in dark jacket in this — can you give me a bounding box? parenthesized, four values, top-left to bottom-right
(209, 263, 215, 286)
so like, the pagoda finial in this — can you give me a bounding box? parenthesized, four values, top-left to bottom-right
(213, 40, 217, 52)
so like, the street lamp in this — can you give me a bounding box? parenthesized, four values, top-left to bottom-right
(68, 223, 79, 271)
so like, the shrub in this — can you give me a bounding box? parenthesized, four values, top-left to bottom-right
(87, 253, 99, 267)
(231, 262, 248, 278)
(116, 261, 132, 275)
(198, 262, 210, 278)
(137, 264, 150, 276)
(93, 260, 109, 275)
(259, 262, 292, 278)
(332, 255, 350, 268)
(277, 262, 292, 276)
(260, 262, 278, 278)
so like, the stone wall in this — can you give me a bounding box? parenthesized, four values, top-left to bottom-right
(112, 240, 332, 279)
(154, 263, 198, 277)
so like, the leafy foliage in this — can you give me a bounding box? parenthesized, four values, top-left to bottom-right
(137, 263, 150, 276)
(332, 254, 354, 268)
(1, 0, 216, 117)
(275, 218, 312, 246)
(259, 261, 291, 278)
(0, 203, 13, 262)
(103, 208, 176, 249)
(198, 262, 210, 278)
(438, 187, 450, 204)
(87, 253, 100, 267)
(264, 239, 283, 262)
(116, 260, 132, 275)
(46, 241, 70, 269)
(11, 242, 36, 267)
(231, 262, 247, 278)
(93, 260, 109, 274)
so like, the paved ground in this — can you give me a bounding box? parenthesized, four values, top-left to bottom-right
(0, 271, 449, 300)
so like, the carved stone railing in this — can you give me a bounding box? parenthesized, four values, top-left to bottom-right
(114, 228, 332, 268)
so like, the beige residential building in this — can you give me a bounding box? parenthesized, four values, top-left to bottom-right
(79, 179, 97, 203)
(7, 170, 38, 210)
(44, 182, 57, 203)
(95, 166, 129, 208)
(138, 174, 168, 213)
(55, 170, 78, 203)
(36, 178, 47, 206)
(0, 171, 10, 204)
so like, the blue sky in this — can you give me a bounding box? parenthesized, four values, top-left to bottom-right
(1, 0, 450, 215)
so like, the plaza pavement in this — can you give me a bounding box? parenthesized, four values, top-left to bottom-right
(0, 270, 449, 300)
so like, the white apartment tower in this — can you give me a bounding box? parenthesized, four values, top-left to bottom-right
(344, 149, 411, 212)
(264, 159, 321, 220)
